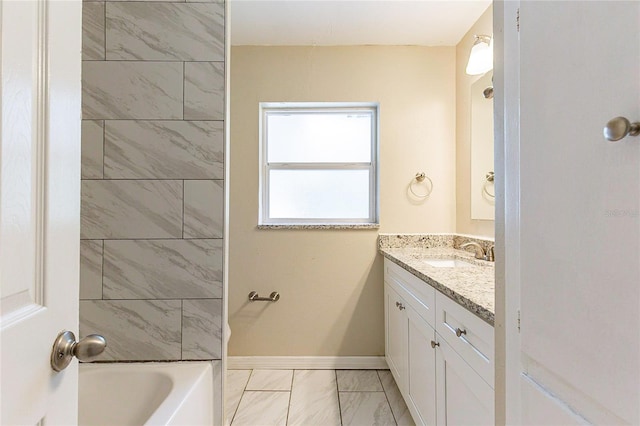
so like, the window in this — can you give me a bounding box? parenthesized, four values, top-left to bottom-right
(259, 102, 379, 226)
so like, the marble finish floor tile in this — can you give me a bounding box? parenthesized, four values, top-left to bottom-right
(337, 370, 384, 392)
(288, 370, 341, 426)
(225, 370, 251, 426)
(246, 370, 294, 391)
(377, 371, 414, 426)
(229, 369, 407, 426)
(232, 391, 290, 426)
(339, 392, 396, 426)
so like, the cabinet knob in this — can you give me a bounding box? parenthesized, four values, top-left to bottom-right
(430, 340, 440, 349)
(396, 302, 405, 310)
(455, 328, 467, 337)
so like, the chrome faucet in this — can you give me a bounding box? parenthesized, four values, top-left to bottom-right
(460, 241, 495, 262)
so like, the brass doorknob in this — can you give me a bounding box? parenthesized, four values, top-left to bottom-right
(51, 330, 106, 372)
(603, 117, 640, 141)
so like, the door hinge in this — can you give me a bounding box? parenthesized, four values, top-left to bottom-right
(517, 310, 521, 332)
(516, 8, 520, 32)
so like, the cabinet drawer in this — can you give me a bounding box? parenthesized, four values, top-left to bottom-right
(435, 291, 494, 388)
(384, 259, 436, 327)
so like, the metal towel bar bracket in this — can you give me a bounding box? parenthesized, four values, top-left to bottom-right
(248, 291, 280, 302)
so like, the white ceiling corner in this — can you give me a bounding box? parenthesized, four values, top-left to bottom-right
(230, 0, 492, 47)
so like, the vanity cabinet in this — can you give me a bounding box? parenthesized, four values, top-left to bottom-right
(384, 259, 494, 426)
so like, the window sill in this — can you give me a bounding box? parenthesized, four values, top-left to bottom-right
(257, 223, 380, 230)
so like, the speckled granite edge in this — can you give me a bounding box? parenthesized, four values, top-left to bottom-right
(381, 250, 495, 326)
(378, 233, 494, 252)
(378, 233, 454, 249)
(258, 224, 380, 230)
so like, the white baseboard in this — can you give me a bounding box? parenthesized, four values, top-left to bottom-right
(227, 356, 388, 370)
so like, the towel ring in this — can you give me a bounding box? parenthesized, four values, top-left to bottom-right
(483, 171, 495, 199)
(409, 172, 433, 199)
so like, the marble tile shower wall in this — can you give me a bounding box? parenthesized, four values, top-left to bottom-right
(80, 0, 225, 362)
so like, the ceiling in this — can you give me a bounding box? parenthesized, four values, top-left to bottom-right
(230, 0, 492, 47)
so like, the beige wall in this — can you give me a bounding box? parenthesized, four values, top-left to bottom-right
(456, 5, 495, 238)
(229, 46, 456, 356)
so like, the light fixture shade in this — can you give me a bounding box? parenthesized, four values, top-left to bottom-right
(466, 35, 493, 75)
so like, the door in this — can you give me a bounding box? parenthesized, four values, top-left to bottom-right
(406, 308, 436, 426)
(1, 0, 82, 424)
(435, 339, 494, 426)
(385, 283, 407, 393)
(501, 1, 640, 424)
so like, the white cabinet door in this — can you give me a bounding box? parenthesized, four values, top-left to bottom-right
(436, 339, 494, 426)
(0, 1, 82, 424)
(407, 308, 436, 426)
(502, 1, 640, 423)
(385, 283, 407, 393)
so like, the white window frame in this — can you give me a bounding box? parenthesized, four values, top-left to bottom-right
(259, 102, 380, 226)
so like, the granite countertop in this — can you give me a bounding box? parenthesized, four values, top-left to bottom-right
(379, 246, 495, 326)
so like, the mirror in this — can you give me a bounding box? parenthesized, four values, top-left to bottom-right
(470, 71, 495, 220)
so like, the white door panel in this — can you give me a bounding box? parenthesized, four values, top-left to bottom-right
(503, 1, 640, 424)
(1, 0, 82, 424)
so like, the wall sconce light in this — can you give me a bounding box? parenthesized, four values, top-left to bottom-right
(466, 35, 493, 75)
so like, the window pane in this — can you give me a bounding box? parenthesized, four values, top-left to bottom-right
(266, 112, 372, 163)
(269, 170, 370, 219)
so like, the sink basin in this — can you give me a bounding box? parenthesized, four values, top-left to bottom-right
(423, 258, 475, 268)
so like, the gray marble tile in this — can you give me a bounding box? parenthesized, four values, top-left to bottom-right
(184, 180, 224, 238)
(81, 120, 104, 179)
(232, 391, 289, 426)
(182, 299, 222, 360)
(288, 370, 341, 426)
(337, 370, 383, 392)
(378, 370, 415, 426)
(339, 392, 396, 426)
(184, 62, 224, 120)
(225, 370, 251, 426)
(104, 121, 223, 179)
(80, 299, 181, 361)
(81, 180, 183, 239)
(246, 370, 293, 391)
(82, 61, 183, 119)
(82, 2, 105, 60)
(80, 240, 103, 300)
(103, 239, 222, 299)
(106, 2, 223, 61)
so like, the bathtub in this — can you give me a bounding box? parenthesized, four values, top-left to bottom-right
(79, 362, 215, 426)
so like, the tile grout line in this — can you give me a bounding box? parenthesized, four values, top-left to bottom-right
(335, 370, 344, 426)
(182, 180, 185, 239)
(377, 370, 399, 426)
(285, 369, 295, 426)
(179, 299, 183, 360)
(229, 369, 253, 426)
(100, 239, 105, 300)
